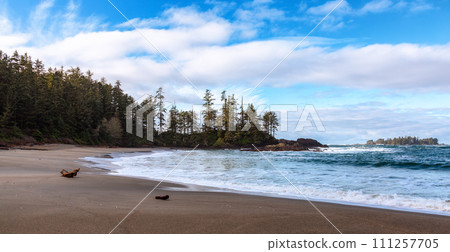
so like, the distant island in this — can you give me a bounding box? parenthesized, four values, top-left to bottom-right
(366, 136, 439, 145)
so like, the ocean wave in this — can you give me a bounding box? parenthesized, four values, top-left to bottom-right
(81, 148, 450, 215)
(105, 162, 450, 214)
(323, 146, 398, 154)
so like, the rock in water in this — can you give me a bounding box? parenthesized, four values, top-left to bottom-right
(253, 138, 328, 151)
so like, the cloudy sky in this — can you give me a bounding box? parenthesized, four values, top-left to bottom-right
(1, 0, 449, 144)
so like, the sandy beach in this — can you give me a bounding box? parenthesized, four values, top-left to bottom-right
(0, 144, 448, 234)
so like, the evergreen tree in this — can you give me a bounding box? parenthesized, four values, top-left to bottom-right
(228, 94, 237, 131)
(168, 104, 179, 133)
(220, 90, 229, 131)
(263, 111, 279, 137)
(0, 51, 280, 148)
(155, 87, 166, 133)
(202, 89, 216, 131)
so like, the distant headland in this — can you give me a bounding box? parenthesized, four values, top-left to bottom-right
(366, 136, 439, 145)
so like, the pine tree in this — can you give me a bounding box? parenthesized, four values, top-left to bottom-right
(220, 90, 228, 131)
(0, 50, 281, 147)
(168, 104, 178, 133)
(263, 111, 279, 137)
(202, 89, 216, 131)
(155, 87, 166, 133)
(228, 94, 237, 131)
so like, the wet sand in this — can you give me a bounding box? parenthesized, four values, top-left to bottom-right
(0, 144, 448, 234)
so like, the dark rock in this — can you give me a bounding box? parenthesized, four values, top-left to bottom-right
(252, 138, 328, 152)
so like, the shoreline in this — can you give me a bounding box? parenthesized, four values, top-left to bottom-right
(97, 166, 450, 218)
(1, 144, 449, 234)
(84, 148, 449, 218)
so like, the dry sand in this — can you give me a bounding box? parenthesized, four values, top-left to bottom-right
(0, 144, 448, 234)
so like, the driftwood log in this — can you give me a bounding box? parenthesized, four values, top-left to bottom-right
(60, 168, 80, 178)
(155, 195, 169, 200)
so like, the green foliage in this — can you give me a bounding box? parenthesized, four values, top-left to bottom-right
(205, 131, 218, 146)
(12, 126, 23, 138)
(32, 129, 43, 142)
(155, 87, 166, 132)
(263, 111, 279, 137)
(202, 89, 216, 132)
(0, 128, 6, 140)
(0, 50, 133, 146)
(0, 51, 280, 147)
(213, 137, 225, 147)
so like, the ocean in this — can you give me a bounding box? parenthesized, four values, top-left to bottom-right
(82, 145, 450, 215)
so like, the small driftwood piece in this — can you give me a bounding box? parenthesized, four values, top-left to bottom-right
(60, 168, 80, 178)
(155, 195, 169, 200)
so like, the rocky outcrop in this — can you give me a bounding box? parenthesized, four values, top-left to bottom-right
(246, 138, 328, 151)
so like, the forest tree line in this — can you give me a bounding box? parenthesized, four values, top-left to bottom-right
(136, 88, 279, 147)
(0, 51, 279, 147)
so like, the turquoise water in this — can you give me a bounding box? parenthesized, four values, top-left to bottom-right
(84, 145, 450, 215)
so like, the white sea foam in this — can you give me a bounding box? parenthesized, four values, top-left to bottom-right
(323, 146, 398, 154)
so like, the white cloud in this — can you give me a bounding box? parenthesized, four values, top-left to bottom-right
(304, 0, 351, 31)
(28, 0, 55, 38)
(409, 0, 434, 12)
(359, 0, 434, 14)
(280, 43, 450, 90)
(306, 0, 351, 16)
(117, 6, 228, 29)
(117, 2, 286, 40)
(2, 2, 449, 102)
(359, 0, 394, 14)
(234, 0, 285, 22)
(305, 0, 434, 30)
(306, 0, 434, 16)
(0, 33, 30, 48)
(23, 0, 102, 46)
(0, 15, 12, 34)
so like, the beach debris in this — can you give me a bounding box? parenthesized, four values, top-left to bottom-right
(155, 195, 169, 200)
(60, 168, 80, 178)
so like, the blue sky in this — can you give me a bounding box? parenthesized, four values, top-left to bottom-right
(1, 0, 450, 144)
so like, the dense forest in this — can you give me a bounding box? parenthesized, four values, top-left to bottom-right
(0, 51, 278, 148)
(152, 88, 279, 147)
(366, 137, 439, 145)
